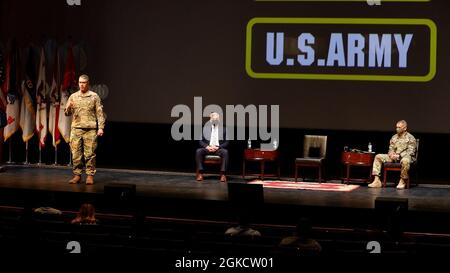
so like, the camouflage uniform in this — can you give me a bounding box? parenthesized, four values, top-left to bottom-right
(65, 90, 105, 176)
(372, 132, 416, 179)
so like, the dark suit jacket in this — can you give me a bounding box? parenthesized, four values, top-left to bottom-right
(199, 123, 229, 149)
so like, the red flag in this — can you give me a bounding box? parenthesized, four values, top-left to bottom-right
(62, 45, 76, 92)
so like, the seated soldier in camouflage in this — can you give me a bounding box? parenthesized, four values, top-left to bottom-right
(368, 120, 416, 190)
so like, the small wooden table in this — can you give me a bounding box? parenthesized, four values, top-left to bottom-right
(243, 149, 280, 180)
(341, 151, 375, 184)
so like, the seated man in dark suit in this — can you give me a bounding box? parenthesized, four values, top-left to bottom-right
(196, 112, 229, 182)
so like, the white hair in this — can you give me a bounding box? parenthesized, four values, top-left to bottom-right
(79, 74, 89, 82)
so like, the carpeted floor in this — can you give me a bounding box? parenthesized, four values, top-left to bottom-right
(248, 181, 360, 192)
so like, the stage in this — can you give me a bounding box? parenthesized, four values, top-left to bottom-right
(1, 165, 450, 210)
(1, 165, 450, 232)
(1, 164, 450, 258)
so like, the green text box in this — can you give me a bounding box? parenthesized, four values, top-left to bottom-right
(245, 17, 437, 82)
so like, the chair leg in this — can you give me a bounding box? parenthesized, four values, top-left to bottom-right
(415, 167, 419, 187)
(383, 169, 387, 187)
(261, 161, 265, 180)
(318, 165, 322, 183)
(346, 165, 350, 184)
(295, 164, 298, 182)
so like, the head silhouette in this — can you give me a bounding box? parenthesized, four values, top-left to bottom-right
(72, 203, 97, 224)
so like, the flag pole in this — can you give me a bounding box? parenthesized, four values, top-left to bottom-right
(37, 145, 42, 165)
(24, 141, 29, 165)
(54, 144, 58, 165)
(6, 138, 13, 164)
(68, 146, 72, 167)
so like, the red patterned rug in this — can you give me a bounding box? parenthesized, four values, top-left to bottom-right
(248, 181, 360, 192)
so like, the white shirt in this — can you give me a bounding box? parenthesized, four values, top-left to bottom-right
(209, 125, 219, 147)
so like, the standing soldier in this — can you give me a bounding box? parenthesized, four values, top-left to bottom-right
(65, 75, 105, 185)
(368, 120, 416, 189)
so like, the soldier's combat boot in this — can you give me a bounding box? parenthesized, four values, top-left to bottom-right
(69, 175, 81, 184)
(86, 175, 94, 185)
(396, 178, 406, 190)
(368, 176, 382, 188)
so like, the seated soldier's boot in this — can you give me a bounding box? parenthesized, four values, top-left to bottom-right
(69, 175, 81, 184)
(368, 176, 382, 188)
(86, 175, 94, 185)
(396, 178, 406, 190)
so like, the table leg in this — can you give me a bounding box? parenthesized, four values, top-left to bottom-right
(261, 160, 265, 180)
(242, 160, 246, 179)
(277, 161, 281, 180)
(346, 164, 350, 184)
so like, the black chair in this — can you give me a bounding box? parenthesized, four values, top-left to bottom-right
(295, 135, 327, 182)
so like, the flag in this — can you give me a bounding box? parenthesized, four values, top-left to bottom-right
(4, 41, 20, 142)
(35, 48, 48, 147)
(58, 90, 71, 143)
(59, 45, 75, 143)
(36, 85, 48, 147)
(4, 98, 20, 141)
(49, 48, 61, 147)
(0, 47, 7, 110)
(20, 47, 37, 142)
(48, 101, 60, 147)
(62, 45, 76, 92)
(20, 81, 35, 142)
